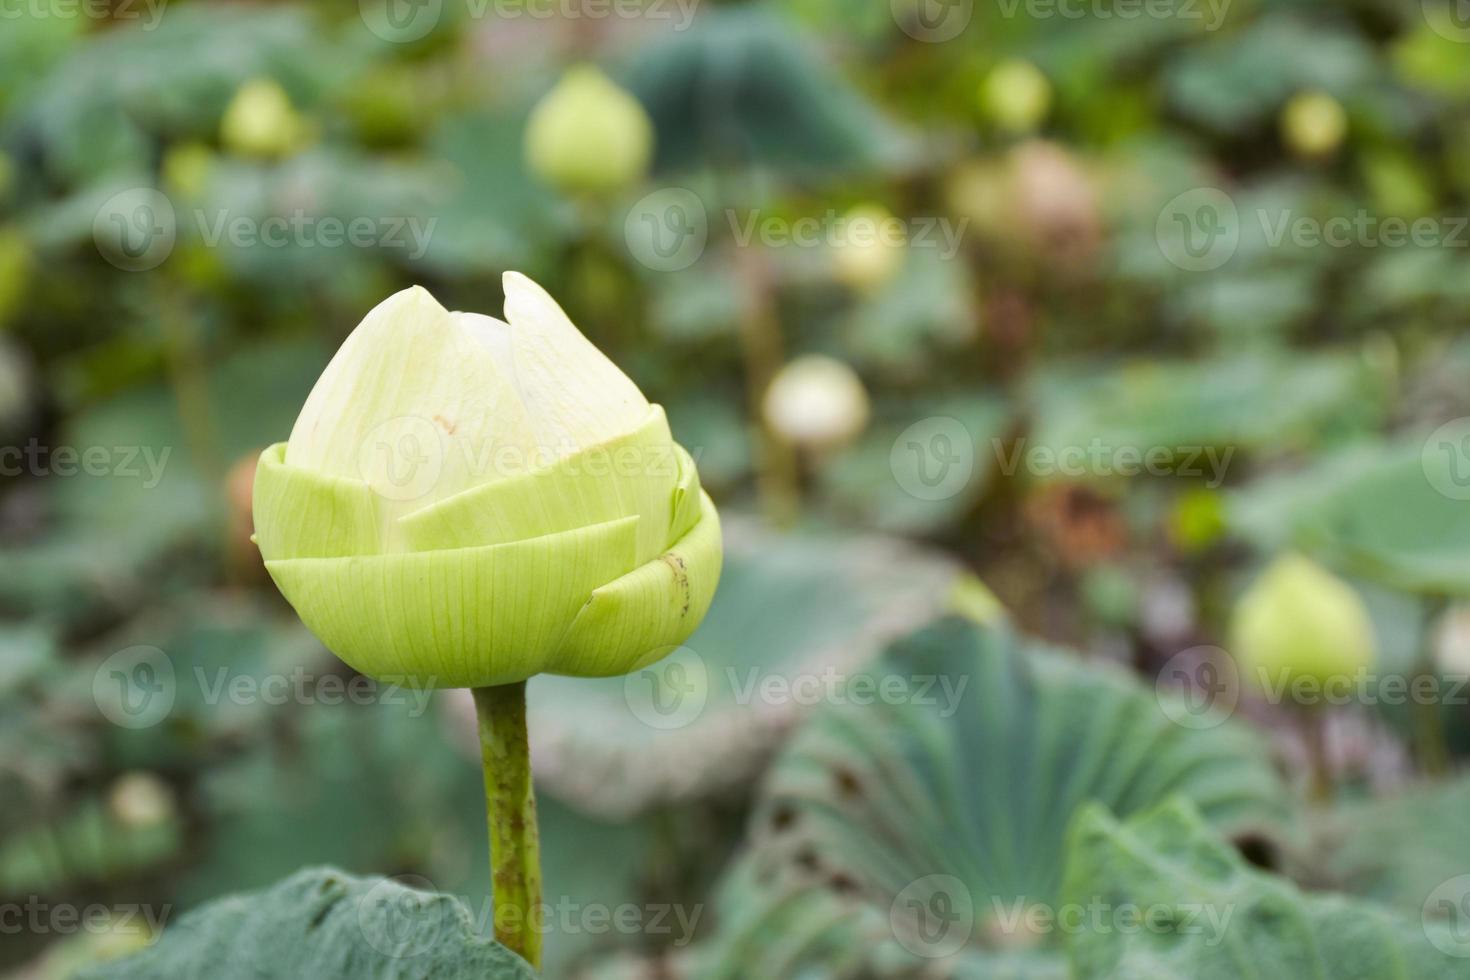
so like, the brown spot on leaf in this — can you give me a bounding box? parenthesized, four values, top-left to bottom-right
(432, 414, 457, 435)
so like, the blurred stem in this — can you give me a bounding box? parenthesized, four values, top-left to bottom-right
(1412, 594, 1450, 777)
(1299, 707, 1333, 804)
(734, 243, 798, 526)
(473, 682, 543, 971)
(158, 284, 221, 485)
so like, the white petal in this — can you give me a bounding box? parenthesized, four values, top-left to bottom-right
(286, 286, 540, 548)
(501, 271, 650, 453)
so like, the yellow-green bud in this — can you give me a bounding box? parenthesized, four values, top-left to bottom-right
(252, 273, 721, 688)
(981, 59, 1052, 133)
(220, 78, 310, 159)
(524, 65, 653, 195)
(1281, 91, 1347, 159)
(1230, 554, 1376, 699)
(831, 204, 905, 292)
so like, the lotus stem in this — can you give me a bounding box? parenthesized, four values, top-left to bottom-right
(473, 682, 543, 971)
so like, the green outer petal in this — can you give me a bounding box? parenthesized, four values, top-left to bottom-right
(253, 443, 382, 560)
(264, 518, 639, 687)
(399, 407, 681, 564)
(548, 491, 722, 678)
(669, 444, 703, 541)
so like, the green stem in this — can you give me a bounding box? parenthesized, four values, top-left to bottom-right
(472, 683, 543, 971)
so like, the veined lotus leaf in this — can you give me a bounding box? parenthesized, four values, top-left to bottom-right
(687, 618, 1291, 978)
(1315, 776, 1470, 914)
(1062, 799, 1467, 977)
(1230, 439, 1470, 596)
(77, 867, 534, 980)
(515, 517, 966, 819)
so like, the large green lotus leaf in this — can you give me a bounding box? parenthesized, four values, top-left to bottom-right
(1062, 799, 1465, 978)
(16, 7, 339, 186)
(77, 867, 534, 980)
(1294, 443, 1470, 595)
(1231, 439, 1470, 595)
(624, 7, 909, 177)
(685, 618, 1291, 978)
(1028, 351, 1375, 473)
(417, 108, 568, 277)
(1316, 777, 1470, 914)
(1162, 15, 1375, 133)
(523, 518, 964, 818)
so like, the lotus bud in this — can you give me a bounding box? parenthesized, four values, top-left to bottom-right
(221, 78, 310, 159)
(831, 204, 905, 292)
(1281, 91, 1347, 159)
(252, 273, 721, 688)
(1433, 606, 1470, 678)
(762, 355, 870, 452)
(525, 65, 653, 195)
(1230, 554, 1376, 698)
(108, 771, 176, 829)
(981, 58, 1052, 133)
(162, 142, 216, 201)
